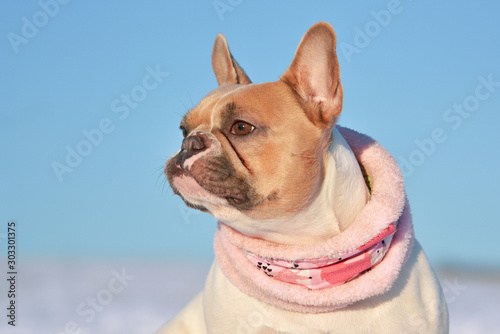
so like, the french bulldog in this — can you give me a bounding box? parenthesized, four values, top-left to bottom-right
(158, 22, 448, 334)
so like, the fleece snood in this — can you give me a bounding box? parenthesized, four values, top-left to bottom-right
(213, 126, 415, 313)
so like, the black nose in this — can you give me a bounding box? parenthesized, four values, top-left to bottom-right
(181, 132, 208, 156)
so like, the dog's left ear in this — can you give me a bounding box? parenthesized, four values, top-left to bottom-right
(281, 22, 343, 128)
(212, 33, 252, 86)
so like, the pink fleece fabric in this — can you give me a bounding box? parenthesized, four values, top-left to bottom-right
(213, 126, 415, 313)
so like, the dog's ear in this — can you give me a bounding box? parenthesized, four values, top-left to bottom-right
(281, 22, 343, 128)
(212, 34, 252, 86)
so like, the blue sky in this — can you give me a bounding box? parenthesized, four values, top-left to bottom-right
(1, 1, 499, 268)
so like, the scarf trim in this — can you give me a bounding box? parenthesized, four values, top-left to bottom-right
(213, 126, 415, 313)
(243, 222, 396, 290)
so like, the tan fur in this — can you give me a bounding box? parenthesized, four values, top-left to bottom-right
(167, 23, 345, 223)
(170, 77, 329, 222)
(160, 22, 448, 333)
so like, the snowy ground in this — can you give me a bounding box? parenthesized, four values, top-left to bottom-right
(1, 259, 499, 334)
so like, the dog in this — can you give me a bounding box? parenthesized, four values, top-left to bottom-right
(158, 22, 449, 334)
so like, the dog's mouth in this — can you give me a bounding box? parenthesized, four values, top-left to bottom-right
(165, 154, 257, 210)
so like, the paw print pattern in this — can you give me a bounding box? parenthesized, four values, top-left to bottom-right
(244, 221, 398, 290)
(256, 261, 273, 277)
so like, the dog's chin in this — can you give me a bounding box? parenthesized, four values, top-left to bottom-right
(171, 173, 257, 214)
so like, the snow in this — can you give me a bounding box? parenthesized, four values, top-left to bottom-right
(438, 269, 500, 334)
(1, 260, 499, 333)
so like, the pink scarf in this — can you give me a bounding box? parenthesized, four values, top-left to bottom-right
(213, 126, 414, 313)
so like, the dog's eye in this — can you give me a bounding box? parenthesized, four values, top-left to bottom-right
(231, 121, 255, 136)
(180, 126, 188, 138)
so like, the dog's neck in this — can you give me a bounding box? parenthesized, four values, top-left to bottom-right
(236, 126, 370, 246)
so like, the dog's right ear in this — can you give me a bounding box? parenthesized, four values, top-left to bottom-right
(212, 34, 252, 87)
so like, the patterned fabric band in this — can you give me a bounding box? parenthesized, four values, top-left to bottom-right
(244, 223, 396, 290)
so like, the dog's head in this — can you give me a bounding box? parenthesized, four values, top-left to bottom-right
(165, 22, 343, 228)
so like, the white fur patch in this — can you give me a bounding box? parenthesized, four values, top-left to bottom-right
(173, 174, 226, 208)
(183, 145, 213, 170)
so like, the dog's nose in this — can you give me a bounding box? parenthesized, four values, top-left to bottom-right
(181, 132, 208, 154)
